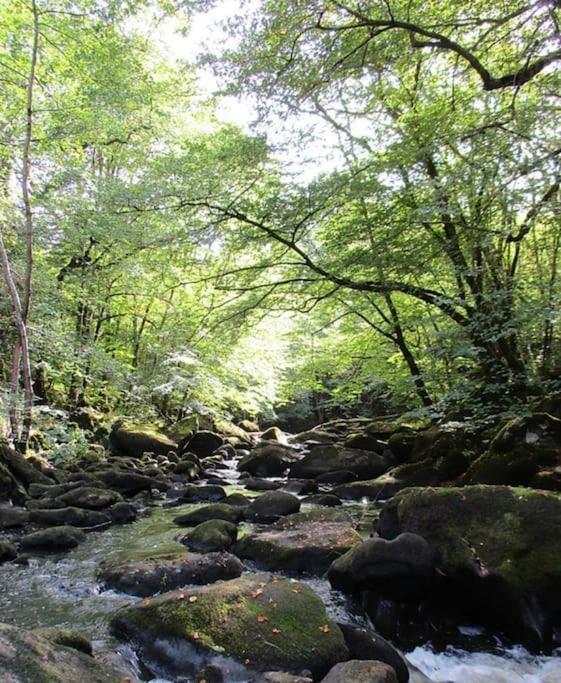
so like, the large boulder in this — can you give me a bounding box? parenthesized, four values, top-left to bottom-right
(21, 526, 86, 552)
(320, 660, 397, 683)
(99, 552, 244, 596)
(244, 491, 301, 523)
(111, 573, 349, 678)
(184, 430, 224, 458)
(0, 541, 17, 563)
(260, 426, 288, 444)
(377, 485, 561, 647)
(461, 414, 561, 486)
(109, 422, 177, 458)
(0, 462, 27, 504)
(174, 503, 245, 526)
(239, 444, 300, 477)
(1, 444, 52, 487)
(328, 533, 435, 597)
(289, 445, 393, 481)
(235, 519, 361, 574)
(0, 622, 119, 682)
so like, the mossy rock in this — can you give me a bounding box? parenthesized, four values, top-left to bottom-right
(21, 525, 86, 552)
(462, 414, 561, 486)
(239, 444, 300, 477)
(180, 519, 238, 553)
(109, 422, 177, 459)
(29, 506, 111, 528)
(0, 622, 119, 682)
(99, 551, 244, 597)
(289, 446, 393, 481)
(378, 485, 561, 609)
(56, 486, 123, 510)
(235, 521, 361, 574)
(320, 660, 397, 683)
(174, 503, 244, 527)
(111, 573, 348, 677)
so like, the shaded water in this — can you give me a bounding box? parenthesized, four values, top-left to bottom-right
(0, 467, 560, 681)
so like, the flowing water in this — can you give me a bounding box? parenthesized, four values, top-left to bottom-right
(0, 457, 559, 682)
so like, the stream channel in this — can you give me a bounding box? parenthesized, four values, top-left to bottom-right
(0, 456, 560, 682)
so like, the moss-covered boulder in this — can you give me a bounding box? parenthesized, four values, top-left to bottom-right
(260, 426, 287, 444)
(328, 533, 435, 597)
(56, 486, 123, 510)
(111, 573, 348, 677)
(185, 430, 224, 458)
(174, 503, 244, 527)
(377, 485, 561, 646)
(0, 622, 119, 682)
(301, 494, 342, 507)
(180, 519, 238, 553)
(461, 414, 561, 486)
(0, 461, 27, 504)
(235, 520, 361, 574)
(98, 469, 169, 495)
(289, 445, 393, 481)
(99, 551, 244, 596)
(337, 624, 409, 683)
(1, 444, 53, 487)
(109, 422, 177, 459)
(21, 525, 86, 552)
(239, 444, 300, 477)
(0, 505, 30, 528)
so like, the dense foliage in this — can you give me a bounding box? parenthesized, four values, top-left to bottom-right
(1, 0, 560, 448)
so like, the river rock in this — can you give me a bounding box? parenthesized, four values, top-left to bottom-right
(111, 573, 348, 677)
(172, 484, 226, 503)
(253, 674, 312, 683)
(99, 552, 244, 596)
(289, 445, 393, 480)
(0, 622, 119, 682)
(56, 486, 123, 510)
(316, 471, 358, 485)
(461, 414, 561, 486)
(1, 444, 53, 487)
(32, 627, 93, 655)
(185, 430, 224, 458)
(302, 494, 342, 507)
(236, 520, 361, 574)
(239, 444, 300, 477)
(110, 422, 177, 458)
(260, 426, 287, 443)
(29, 506, 111, 528)
(21, 525, 86, 551)
(245, 477, 284, 492)
(320, 660, 398, 683)
(174, 503, 244, 526)
(338, 623, 409, 683)
(377, 485, 561, 646)
(344, 433, 387, 452)
(0, 462, 27, 505)
(108, 501, 137, 523)
(239, 419, 260, 432)
(0, 540, 17, 563)
(0, 506, 30, 528)
(225, 493, 251, 506)
(244, 491, 301, 523)
(98, 469, 169, 495)
(290, 430, 335, 445)
(180, 519, 238, 552)
(328, 533, 434, 597)
(333, 476, 403, 501)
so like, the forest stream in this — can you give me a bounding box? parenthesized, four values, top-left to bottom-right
(1, 429, 561, 683)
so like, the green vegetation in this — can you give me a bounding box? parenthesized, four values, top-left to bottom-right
(1, 1, 560, 450)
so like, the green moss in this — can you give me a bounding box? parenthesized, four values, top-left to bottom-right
(112, 574, 348, 675)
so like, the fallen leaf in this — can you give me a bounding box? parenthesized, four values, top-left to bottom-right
(257, 614, 268, 623)
(244, 659, 251, 665)
(292, 587, 301, 594)
(272, 628, 281, 634)
(142, 598, 150, 606)
(178, 593, 185, 601)
(251, 589, 264, 599)
(189, 595, 198, 603)
(320, 624, 330, 633)
(193, 631, 200, 640)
